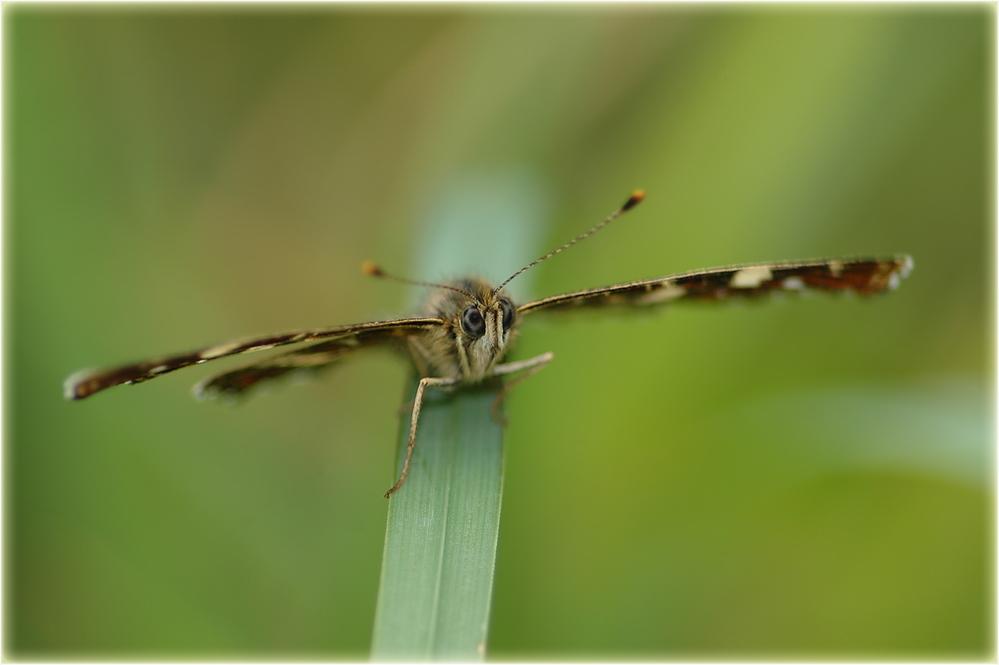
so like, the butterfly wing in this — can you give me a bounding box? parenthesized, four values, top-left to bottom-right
(193, 326, 421, 401)
(64, 318, 443, 400)
(518, 256, 913, 315)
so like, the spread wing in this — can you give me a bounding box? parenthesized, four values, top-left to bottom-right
(64, 318, 443, 400)
(192, 329, 415, 401)
(518, 256, 913, 315)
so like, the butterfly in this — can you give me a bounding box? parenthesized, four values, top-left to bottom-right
(64, 191, 913, 497)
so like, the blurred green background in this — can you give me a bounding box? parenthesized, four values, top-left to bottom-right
(7, 5, 992, 660)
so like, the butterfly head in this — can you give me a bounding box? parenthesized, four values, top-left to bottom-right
(423, 276, 518, 382)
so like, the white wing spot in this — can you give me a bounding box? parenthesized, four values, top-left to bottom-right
(730, 266, 772, 288)
(828, 260, 844, 277)
(149, 365, 169, 375)
(199, 341, 245, 360)
(898, 256, 914, 278)
(782, 276, 806, 291)
(252, 344, 277, 353)
(63, 368, 95, 399)
(634, 281, 686, 304)
(192, 377, 217, 401)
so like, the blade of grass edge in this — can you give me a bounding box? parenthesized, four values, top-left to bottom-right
(370, 376, 505, 661)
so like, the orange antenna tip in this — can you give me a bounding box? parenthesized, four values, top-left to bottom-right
(622, 189, 645, 211)
(360, 260, 384, 277)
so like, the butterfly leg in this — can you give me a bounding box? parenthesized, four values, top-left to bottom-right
(393, 337, 441, 416)
(488, 352, 554, 425)
(385, 374, 460, 498)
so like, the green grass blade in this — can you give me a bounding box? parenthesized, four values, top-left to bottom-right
(370, 377, 505, 662)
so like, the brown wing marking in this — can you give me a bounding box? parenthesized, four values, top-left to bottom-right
(64, 318, 443, 400)
(518, 256, 913, 315)
(193, 326, 419, 401)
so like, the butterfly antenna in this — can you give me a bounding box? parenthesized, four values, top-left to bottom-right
(361, 260, 476, 299)
(494, 189, 645, 294)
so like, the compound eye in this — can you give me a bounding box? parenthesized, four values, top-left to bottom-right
(499, 298, 515, 330)
(461, 305, 485, 338)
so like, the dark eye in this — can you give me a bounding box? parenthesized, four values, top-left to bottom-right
(461, 305, 485, 338)
(499, 299, 515, 330)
